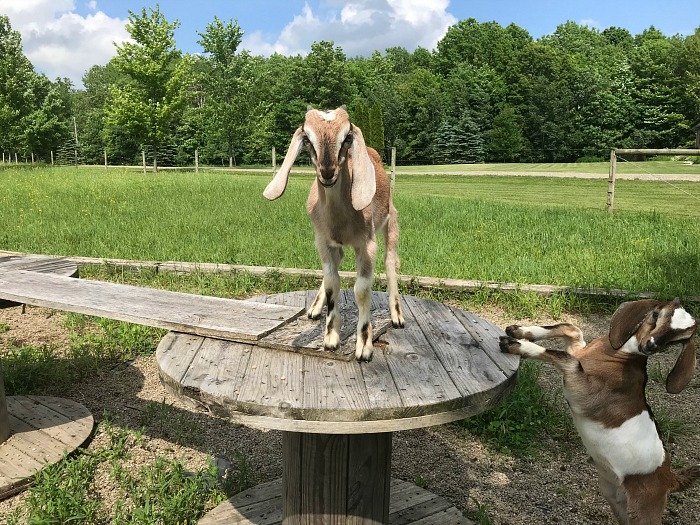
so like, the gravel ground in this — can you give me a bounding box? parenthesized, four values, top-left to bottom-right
(1, 304, 698, 524)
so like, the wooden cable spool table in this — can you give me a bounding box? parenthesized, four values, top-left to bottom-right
(0, 255, 93, 500)
(157, 289, 519, 525)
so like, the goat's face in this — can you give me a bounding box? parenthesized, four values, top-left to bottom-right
(610, 298, 697, 394)
(301, 107, 353, 189)
(263, 105, 377, 211)
(634, 300, 697, 356)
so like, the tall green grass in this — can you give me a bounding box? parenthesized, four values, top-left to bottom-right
(2, 166, 700, 296)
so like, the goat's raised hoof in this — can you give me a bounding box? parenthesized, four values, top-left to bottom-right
(499, 335, 521, 354)
(505, 325, 525, 338)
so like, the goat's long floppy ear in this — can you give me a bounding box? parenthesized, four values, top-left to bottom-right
(609, 300, 661, 349)
(666, 331, 697, 394)
(263, 127, 305, 201)
(349, 125, 376, 211)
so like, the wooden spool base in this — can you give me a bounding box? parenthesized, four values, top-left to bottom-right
(200, 477, 473, 525)
(0, 396, 93, 500)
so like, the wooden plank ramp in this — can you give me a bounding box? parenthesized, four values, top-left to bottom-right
(0, 270, 304, 343)
(199, 478, 473, 525)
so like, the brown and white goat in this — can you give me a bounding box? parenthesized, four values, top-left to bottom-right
(500, 299, 699, 524)
(263, 106, 404, 361)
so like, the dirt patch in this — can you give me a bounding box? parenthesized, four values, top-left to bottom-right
(0, 304, 698, 524)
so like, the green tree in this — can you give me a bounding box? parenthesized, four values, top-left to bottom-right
(105, 5, 191, 171)
(487, 106, 525, 162)
(197, 16, 249, 166)
(0, 16, 35, 155)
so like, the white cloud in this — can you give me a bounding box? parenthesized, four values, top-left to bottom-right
(579, 18, 601, 30)
(241, 0, 457, 58)
(0, 0, 129, 87)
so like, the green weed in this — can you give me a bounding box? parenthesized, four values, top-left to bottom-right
(458, 361, 573, 456)
(465, 497, 494, 525)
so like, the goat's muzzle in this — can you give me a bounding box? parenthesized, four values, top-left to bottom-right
(318, 165, 338, 187)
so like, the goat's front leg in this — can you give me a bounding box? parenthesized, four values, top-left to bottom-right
(505, 323, 586, 354)
(316, 244, 343, 351)
(308, 247, 343, 320)
(354, 238, 377, 361)
(499, 335, 582, 375)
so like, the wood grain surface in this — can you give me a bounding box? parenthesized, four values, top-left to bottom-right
(157, 290, 519, 434)
(0, 270, 304, 342)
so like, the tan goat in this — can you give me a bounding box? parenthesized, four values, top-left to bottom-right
(263, 106, 404, 361)
(500, 298, 699, 524)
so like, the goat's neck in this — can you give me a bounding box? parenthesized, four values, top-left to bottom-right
(318, 165, 352, 209)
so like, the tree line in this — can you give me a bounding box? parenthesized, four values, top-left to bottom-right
(1, 6, 699, 168)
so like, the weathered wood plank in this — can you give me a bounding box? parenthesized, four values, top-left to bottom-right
(402, 296, 507, 401)
(199, 478, 474, 525)
(451, 308, 519, 375)
(302, 356, 370, 419)
(0, 270, 304, 342)
(235, 347, 305, 419)
(179, 338, 254, 412)
(382, 302, 462, 414)
(0, 396, 93, 501)
(0, 255, 77, 276)
(258, 303, 391, 361)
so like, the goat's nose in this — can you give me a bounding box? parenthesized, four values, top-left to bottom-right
(644, 338, 658, 354)
(320, 165, 335, 180)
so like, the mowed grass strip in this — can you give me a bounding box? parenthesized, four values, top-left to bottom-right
(2, 166, 700, 296)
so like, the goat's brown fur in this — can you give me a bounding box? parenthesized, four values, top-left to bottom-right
(500, 299, 699, 524)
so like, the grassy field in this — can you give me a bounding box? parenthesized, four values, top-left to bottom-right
(2, 165, 700, 297)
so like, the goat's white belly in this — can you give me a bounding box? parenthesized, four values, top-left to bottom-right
(573, 411, 665, 480)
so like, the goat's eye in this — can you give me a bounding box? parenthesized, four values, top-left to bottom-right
(344, 133, 353, 145)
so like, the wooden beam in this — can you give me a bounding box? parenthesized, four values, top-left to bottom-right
(0, 270, 304, 342)
(614, 148, 700, 156)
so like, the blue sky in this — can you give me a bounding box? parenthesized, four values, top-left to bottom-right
(1, 0, 699, 86)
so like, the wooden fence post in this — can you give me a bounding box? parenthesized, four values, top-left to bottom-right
(391, 147, 396, 192)
(14, 153, 18, 164)
(195, 149, 199, 173)
(272, 147, 276, 174)
(51, 151, 54, 165)
(607, 149, 616, 213)
(31, 153, 34, 165)
(142, 150, 146, 174)
(104, 150, 108, 169)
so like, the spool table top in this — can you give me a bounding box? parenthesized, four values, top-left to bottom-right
(157, 290, 519, 434)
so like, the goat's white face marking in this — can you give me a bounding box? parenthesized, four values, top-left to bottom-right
(671, 307, 695, 331)
(316, 110, 337, 121)
(574, 410, 665, 480)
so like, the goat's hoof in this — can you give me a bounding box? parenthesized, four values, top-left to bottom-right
(391, 316, 405, 329)
(323, 331, 341, 351)
(499, 335, 521, 354)
(307, 307, 323, 320)
(505, 325, 524, 338)
(355, 343, 374, 362)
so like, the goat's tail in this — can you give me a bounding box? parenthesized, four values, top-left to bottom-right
(671, 465, 700, 492)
